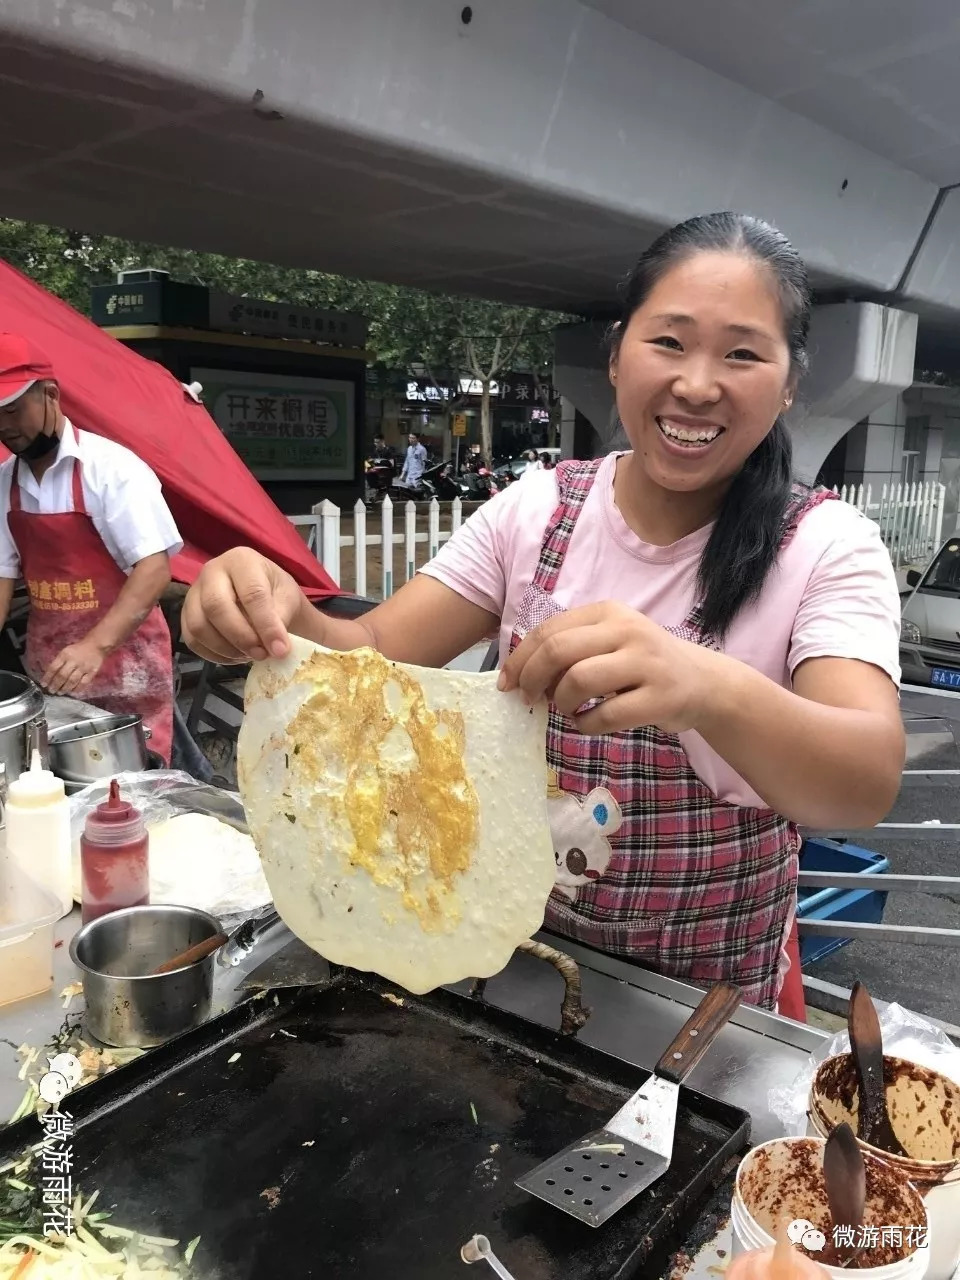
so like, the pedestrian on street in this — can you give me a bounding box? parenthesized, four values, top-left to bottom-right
(0, 333, 182, 764)
(400, 431, 428, 490)
(180, 213, 904, 1016)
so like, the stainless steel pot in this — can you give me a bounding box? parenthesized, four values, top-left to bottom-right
(0, 672, 48, 797)
(69, 905, 221, 1047)
(48, 713, 150, 782)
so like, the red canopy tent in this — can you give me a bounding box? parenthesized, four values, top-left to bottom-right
(0, 259, 340, 600)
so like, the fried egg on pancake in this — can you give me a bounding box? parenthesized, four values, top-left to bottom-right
(237, 637, 556, 993)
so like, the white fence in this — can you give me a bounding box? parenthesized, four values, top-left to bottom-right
(290, 480, 947, 598)
(833, 481, 945, 569)
(291, 496, 463, 599)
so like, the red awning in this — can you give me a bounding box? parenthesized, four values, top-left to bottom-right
(0, 259, 340, 600)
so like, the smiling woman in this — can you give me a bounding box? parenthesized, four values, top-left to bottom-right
(180, 212, 905, 1015)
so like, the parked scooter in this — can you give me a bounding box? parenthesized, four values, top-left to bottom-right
(424, 461, 466, 501)
(457, 469, 492, 502)
(365, 461, 395, 502)
(393, 472, 437, 502)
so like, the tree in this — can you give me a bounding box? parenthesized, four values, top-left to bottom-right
(0, 218, 577, 457)
(456, 301, 538, 462)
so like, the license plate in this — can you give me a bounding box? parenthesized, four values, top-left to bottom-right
(931, 667, 960, 688)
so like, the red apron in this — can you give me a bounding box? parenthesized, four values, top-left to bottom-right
(8, 430, 174, 765)
(510, 459, 835, 1011)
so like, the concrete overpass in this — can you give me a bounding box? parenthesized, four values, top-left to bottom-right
(2, 0, 960, 475)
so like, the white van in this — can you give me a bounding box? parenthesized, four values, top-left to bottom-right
(900, 536, 960, 688)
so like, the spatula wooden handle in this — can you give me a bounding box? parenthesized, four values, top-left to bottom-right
(151, 933, 228, 975)
(654, 982, 742, 1085)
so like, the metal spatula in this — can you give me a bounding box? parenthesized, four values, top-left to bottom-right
(848, 980, 908, 1156)
(516, 981, 742, 1227)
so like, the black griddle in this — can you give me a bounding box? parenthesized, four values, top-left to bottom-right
(0, 971, 750, 1279)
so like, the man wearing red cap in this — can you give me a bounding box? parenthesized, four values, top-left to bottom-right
(0, 333, 181, 764)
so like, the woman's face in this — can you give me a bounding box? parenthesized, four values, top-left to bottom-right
(610, 250, 795, 495)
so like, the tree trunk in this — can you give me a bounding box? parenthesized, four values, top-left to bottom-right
(547, 406, 560, 448)
(437, 408, 453, 461)
(480, 382, 493, 464)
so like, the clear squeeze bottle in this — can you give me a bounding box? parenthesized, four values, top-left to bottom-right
(5, 749, 72, 918)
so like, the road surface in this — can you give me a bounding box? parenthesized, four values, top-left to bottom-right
(805, 687, 960, 1027)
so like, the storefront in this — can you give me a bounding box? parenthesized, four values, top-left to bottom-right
(91, 270, 368, 512)
(367, 368, 560, 464)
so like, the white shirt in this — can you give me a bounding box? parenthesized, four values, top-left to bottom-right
(0, 421, 183, 578)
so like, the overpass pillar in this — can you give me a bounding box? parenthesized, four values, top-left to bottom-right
(553, 322, 618, 458)
(788, 302, 918, 483)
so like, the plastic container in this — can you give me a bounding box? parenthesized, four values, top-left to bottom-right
(732, 1137, 929, 1280)
(809, 1054, 960, 1280)
(0, 864, 61, 1008)
(797, 839, 890, 967)
(5, 749, 72, 918)
(80, 778, 150, 925)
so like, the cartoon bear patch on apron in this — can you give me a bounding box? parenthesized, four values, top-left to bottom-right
(546, 768, 622, 901)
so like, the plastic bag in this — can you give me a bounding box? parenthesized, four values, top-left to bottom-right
(67, 771, 270, 922)
(67, 770, 246, 841)
(769, 999, 960, 1135)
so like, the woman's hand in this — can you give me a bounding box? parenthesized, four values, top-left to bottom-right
(497, 601, 722, 734)
(726, 1246, 829, 1280)
(180, 548, 310, 664)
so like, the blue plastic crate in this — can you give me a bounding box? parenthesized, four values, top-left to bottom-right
(797, 838, 890, 968)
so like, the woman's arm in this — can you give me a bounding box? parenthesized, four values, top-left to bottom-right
(296, 575, 499, 668)
(499, 602, 904, 830)
(501, 507, 905, 830)
(182, 471, 528, 668)
(181, 551, 498, 670)
(690, 653, 904, 828)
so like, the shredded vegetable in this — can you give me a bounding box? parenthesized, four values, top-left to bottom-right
(0, 1153, 199, 1278)
(5, 1034, 144, 1130)
(0, 1018, 197, 1277)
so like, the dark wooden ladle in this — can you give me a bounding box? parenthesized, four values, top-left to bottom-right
(151, 932, 228, 976)
(823, 1121, 867, 1266)
(848, 980, 908, 1156)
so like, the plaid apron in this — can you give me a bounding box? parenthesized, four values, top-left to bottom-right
(509, 459, 836, 1008)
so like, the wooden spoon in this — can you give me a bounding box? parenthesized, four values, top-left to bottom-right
(823, 1122, 867, 1266)
(848, 981, 908, 1156)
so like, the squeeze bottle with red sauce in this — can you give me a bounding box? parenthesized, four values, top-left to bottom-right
(80, 779, 150, 925)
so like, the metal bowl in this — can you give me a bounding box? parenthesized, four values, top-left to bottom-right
(69, 905, 222, 1047)
(60, 750, 166, 795)
(0, 671, 47, 787)
(49, 713, 149, 781)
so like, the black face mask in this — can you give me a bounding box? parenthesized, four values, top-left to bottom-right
(16, 429, 60, 462)
(12, 393, 60, 462)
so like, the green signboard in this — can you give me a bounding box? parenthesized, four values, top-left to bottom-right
(90, 280, 165, 327)
(192, 367, 355, 481)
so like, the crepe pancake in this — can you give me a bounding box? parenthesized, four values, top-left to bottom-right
(237, 636, 556, 994)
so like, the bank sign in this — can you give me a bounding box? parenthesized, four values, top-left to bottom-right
(193, 368, 355, 481)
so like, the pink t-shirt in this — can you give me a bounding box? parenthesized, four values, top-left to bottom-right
(420, 453, 902, 809)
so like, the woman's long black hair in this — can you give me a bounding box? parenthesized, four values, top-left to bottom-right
(611, 212, 811, 641)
